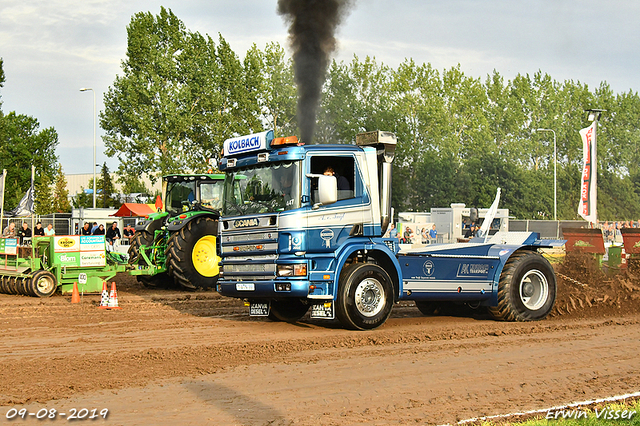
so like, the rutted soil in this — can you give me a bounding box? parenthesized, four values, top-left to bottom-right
(0, 261, 639, 425)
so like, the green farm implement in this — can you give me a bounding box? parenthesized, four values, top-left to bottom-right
(0, 235, 126, 297)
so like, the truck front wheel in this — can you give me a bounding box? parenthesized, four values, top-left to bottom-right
(488, 251, 556, 321)
(336, 263, 394, 330)
(166, 216, 219, 290)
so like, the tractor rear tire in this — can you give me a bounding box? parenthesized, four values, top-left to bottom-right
(488, 251, 556, 321)
(29, 270, 57, 298)
(268, 299, 309, 322)
(166, 216, 219, 290)
(336, 263, 394, 330)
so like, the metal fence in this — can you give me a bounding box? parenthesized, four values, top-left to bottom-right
(509, 220, 589, 239)
(1, 214, 72, 236)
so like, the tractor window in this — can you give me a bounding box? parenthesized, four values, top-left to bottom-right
(199, 181, 223, 210)
(165, 181, 196, 215)
(310, 156, 355, 203)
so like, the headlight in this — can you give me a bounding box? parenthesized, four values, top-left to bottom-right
(277, 263, 307, 277)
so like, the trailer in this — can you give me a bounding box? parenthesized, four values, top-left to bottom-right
(0, 235, 126, 297)
(215, 130, 565, 329)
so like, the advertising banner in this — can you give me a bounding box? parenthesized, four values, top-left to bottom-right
(578, 122, 597, 223)
(54, 236, 80, 253)
(0, 238, 18, 255)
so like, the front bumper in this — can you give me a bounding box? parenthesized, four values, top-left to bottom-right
(217, 278, 335, 300)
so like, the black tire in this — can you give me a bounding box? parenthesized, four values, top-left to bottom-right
(268, 299, 309, 322)
(6, 277, 19, 295)
(29, 270, 57, 298)
(128, 231, 154, 265)
(336, 263, 394, 330)
(415, 301, 452, 316)
(137, 272, 174, 289)
(488, 251, 556, 321)
(0, 276, 8, 294)
(17, 277, 31, 296)
(166, 216, 219, 290)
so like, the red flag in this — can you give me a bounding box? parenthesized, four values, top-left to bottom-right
(155, 195, 163, 211)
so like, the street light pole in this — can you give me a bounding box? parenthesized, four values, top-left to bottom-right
(536, 128, 557, 221)
(80, 88, 96, 209)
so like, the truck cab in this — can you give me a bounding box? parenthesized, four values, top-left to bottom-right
(217, 130, 401, 327)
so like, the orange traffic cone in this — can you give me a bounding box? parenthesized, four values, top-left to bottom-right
(98, 281, 109, 309)
(107, 282, 122, 310)
(71, 282, 81, 304)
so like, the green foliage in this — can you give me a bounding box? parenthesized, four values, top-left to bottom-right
(52, 164, 71, 213)
(99, 9, 640, 220)
(0, 112, 59, 210)
(101, 7, 264, 185)
(97, 163, 118, 208)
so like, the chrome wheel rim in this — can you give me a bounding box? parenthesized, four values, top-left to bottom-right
(354, 278, 385, 317)
(519, 269, 548, 310)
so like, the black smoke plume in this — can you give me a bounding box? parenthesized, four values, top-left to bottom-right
(278, 0, 354, 143)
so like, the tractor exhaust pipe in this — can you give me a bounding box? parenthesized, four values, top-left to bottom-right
(356, 131, 397, 236)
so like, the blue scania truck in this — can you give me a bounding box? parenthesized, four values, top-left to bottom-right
(216, 130, 564, 330)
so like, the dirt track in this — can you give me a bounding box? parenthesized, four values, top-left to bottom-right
(1, 270, 640, 426)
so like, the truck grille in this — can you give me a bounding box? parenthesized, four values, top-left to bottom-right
(220, 230, 278, 281)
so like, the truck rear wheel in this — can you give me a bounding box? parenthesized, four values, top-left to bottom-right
(488, 251, 556, 321)
(29, 270, 57, 298)
(268, 299, 309, 322)
(166, 216, 219, 290)
(336, 263, 394, 330)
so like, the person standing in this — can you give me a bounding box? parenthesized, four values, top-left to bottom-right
(93, 224, 105, 235)
(429, 224, 437, 242)
(44, 223, 55, 236)
(2, 222, 16, 238)
(122, 224, 135, 243)
(80, 222, 92, 236)
(18, 222, 32, 244)
(388, 223, 398, 240)
(33, 222, 45, 236)
(105, 221, 121, 245)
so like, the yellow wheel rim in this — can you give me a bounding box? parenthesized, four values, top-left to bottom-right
(192, 235, 220, 277)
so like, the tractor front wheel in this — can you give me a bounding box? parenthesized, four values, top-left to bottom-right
(166, 217, 219, 290)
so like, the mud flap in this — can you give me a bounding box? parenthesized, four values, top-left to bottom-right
(249, 302, 270, 317)
(311, 301, 335, 319)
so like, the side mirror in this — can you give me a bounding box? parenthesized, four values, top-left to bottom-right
(315, 175, 337, 209)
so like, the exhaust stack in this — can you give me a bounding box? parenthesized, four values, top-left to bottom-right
(356, 131, 397, 235)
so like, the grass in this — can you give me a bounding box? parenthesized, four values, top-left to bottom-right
(478, 399, 640, 426)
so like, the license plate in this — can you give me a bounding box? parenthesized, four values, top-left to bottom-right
(236, 283, 255, 291)
(249, 302, 270, 317)
(311, 302, 334, 319)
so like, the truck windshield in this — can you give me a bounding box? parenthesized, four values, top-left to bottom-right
(223, 161, 300, 215)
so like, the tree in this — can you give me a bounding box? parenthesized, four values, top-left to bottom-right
(101, 8, 263, 184)
(52, 164, 71, 213)
(97, 163, 118, 208)
(0, 112, 59, 210)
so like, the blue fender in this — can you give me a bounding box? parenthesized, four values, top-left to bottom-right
(332, 238, 404, 301)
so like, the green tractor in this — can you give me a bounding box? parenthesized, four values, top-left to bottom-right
(128, 174, 223, 290)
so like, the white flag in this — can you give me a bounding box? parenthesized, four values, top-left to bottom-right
(578, 122, 597, 223)
(480, 187, 501, 242)
(0, 169, 6, 216)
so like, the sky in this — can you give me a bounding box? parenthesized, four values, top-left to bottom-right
(1, 0, 639, 176)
